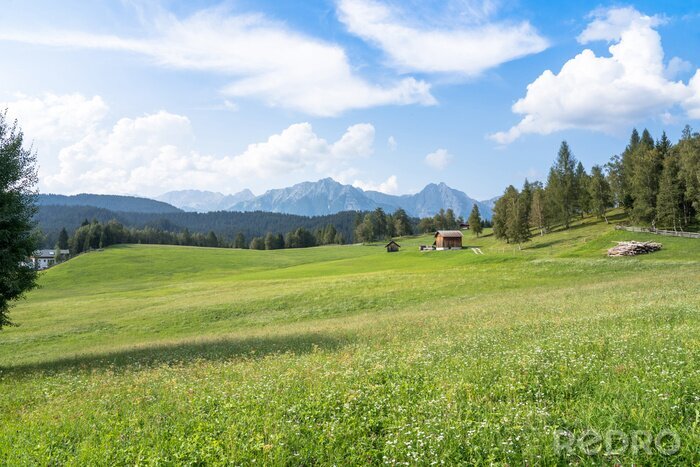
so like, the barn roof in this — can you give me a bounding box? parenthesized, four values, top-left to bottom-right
(385, 240, 401, 247)
(435, 230, 463, 238)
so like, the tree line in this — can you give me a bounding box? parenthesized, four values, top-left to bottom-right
(491, 126, 700, 247)
(35, 206, 361, 248)
(63, 219, 347, 255)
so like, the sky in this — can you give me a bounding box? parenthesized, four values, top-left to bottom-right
(1, 0, 700, 200)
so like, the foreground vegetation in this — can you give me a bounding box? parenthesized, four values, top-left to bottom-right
(1, 214, 699, 464)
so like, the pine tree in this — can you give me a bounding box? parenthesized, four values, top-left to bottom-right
(619, 128, 641, 210)
(0, 113, 38, 329)
(57, 227, 69, 250)
(678, 130, 700, 223)
(234, 232, 246, 249)
(529, 182, 549, 236)
(467, 204, 483, 237)
(506, 187, 530, 249)
(392, 208, 412, 237)
(656, 153, 684, 230)
(575, 162, 591, 217)
(548, 141, 578, 228)
(206, 231, 219, 247)
(630, 146, 662, 224)
(605, 154, 624, 208)
(588, 165, 612, 222)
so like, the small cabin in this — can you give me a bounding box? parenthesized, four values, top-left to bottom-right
(385, 240, 401, 253)
(433, 230, 463, 250)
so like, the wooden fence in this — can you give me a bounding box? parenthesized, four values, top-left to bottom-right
(615, 225, 700, 239)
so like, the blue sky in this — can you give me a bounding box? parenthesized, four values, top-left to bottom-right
(1, 0, 700, 200)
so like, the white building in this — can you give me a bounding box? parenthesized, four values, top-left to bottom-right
(31, 249, 70, 270)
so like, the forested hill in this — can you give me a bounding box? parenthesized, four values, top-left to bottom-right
(37, 194, 182, 214)
(35, 205, 363, 248)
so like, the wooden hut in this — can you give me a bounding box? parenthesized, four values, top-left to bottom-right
(385, 240, 401, 253)
(434, 230, 463, 250)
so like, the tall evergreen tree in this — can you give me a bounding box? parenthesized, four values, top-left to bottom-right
(234, 232, 246, 249)
(630, 146, 662, 224)
(529, 183, 548, 236)
(506, 187, 530, 249)
(656, 153, 684, 230)
(548, 141, 578, 228)
(678, 130, 700, 223)
(57, 227, 69, 250)
(574, 162, 591, 217)
(467, 204, 483, 237)
(588, 165, 612, 222)
(392, 208, 413, 237)
(0, 112, 39, 329)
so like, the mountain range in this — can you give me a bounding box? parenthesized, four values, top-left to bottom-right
(156, 189, 255, 212)
(39, 179, 493, 220)
(161, 178, 492, 219)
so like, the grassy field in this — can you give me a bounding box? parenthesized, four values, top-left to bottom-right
(1, 213, 699, 464)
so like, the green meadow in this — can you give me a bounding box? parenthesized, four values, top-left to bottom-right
(1, 213, 699, 464)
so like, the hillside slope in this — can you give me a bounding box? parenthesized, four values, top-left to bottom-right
(1, 215, 699, 464)
(38, 193, 181, 213)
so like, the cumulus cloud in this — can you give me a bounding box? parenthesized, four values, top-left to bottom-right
(352, 175, 399, 194)
(491, 7, 700, 144)
(425, 148, 453, 170)
(337, 0, 548, 76)
(0, 8, 434, 116)
(39, 98, 378, 195)
(1, 93, 108, 143)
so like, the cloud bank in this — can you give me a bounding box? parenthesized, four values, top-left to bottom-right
(491, 7, 700, 144)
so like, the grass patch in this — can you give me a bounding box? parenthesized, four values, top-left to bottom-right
(1, 213, 699, 464)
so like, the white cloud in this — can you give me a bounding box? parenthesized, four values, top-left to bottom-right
(387, 135, 397, 151)
(491, 7, 700, 144)
(425, 148, 453, 170)
(0, 9, 434, 116)
(337, 0, 548, 76)
(40, 98, 377, 195)
(2, 93, 108, 143)
(221, 122, 375, 179)
(353, 175, 399, 194)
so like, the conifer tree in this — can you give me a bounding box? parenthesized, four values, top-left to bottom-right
(529, 182, 549, 236)
(656, 153, 684, 230)
(506, 187, 530, 249)
(549, 141, 578, 228)
(467, 204, 482, 237)
(57, 227, 69, 250)
(588, 165, 612, 222)
(0, 111, 39, 329)
(575, 161, 591, 217)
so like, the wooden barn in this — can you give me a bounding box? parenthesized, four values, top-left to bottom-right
(434, 230, 463, 250)
(385, 240, 400, 253)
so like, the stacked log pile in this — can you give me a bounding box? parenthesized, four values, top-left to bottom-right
(607, 241, 662, 257)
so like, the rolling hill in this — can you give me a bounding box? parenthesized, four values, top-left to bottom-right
(2, 213, 699, 463)
(38, 193, 181, 213)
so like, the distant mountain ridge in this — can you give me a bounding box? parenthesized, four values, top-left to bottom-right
(230, 178, 492, 219)
(156, 189, 255, 212)
(37, 194, 181, 214)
